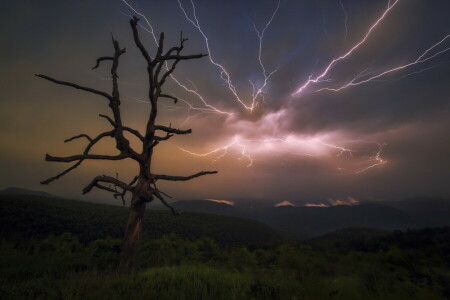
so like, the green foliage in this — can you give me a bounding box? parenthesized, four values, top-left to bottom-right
(0, 195, 280, 246)
(0, 229, 449, 299)
(0, 195, 449, 299)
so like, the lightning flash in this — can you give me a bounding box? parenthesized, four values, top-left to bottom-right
(118, 0, 448, 175)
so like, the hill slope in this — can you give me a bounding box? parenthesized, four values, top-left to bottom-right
(0, 187, 55, 198)
(0, 194, 280, 246)
(171, 198, 450, 238)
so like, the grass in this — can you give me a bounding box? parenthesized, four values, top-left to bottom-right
(1, 264, 446, 300)
(0, 231, 448, 300)
(0, 195, 449, 299)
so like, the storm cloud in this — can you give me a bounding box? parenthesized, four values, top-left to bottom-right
(0, 0, 449, 203)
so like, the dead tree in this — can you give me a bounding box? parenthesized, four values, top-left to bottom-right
(35, 16, 218, 273)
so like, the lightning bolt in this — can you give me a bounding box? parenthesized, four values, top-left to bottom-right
(292, 0, 401, 96)
(120, 0, 232, 116)
(354, 142, 387, 174)
(317, 35, 450, 92)
(179, 135, 385, 174)
(336, 142, 387, 175)
(116, 0, 449, 177)
(293, 0, 449, 96)
(340, 0, 348, 40)
(317, 140, 353, 158)
(178, 0, 280, 111)
(179, 138, 240, 164)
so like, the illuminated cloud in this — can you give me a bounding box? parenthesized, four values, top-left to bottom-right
(205, 199, 235, 206)
(304, 196, 358, 207)
(328, 196, 359, 206)
(304, 203, 329, 208)
(274, 200, 298, 207)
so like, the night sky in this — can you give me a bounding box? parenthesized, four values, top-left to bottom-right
(1, 0, 449, 205)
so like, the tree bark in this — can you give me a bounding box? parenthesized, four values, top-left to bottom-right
(117, 189, 147, 274)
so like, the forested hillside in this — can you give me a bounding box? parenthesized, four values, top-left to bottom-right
(0, 193, 449, 299)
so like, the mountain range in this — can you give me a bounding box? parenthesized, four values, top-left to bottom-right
(1, 187, 448, 239)
(170, 197, 450, 238)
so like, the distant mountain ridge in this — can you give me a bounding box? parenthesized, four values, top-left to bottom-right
(1, 187, 448, 239)
(171, 198, 450, 238)
(0, 187, 55, 198)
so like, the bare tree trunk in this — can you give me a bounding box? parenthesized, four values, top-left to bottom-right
(118, 191, 147, 274)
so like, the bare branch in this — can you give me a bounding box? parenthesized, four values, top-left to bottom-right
(64, 134, 93, 143)
(41, 153, 130, 185)
(40, 161, 83, 185)
(154, 32, 201, 63)
(155, 125, 191, 135)
(151, 132, 173, 148)
(153, 191, 178, 215)
(152, 181, 173, 199)
(159, 190, 172, 198)
(158, 59, 180, 87)
(123, 128, 144, 142)
(151, 140, 160, 148)
(161, 53, 208, 61)
(130, 17, 152, 64)
(110, 36, 126, 100)
(88, 40, 140, 161)
(155, 32, 164, 60)
(114, 192, 126, 206)
(113, 175, 140, 205)
(153, 62, 165, 85)
(95, 183, 118, 194)
(45, 153, 125, 163)
(113, 174, 139, 205)
(99, 114, 115, 126)
(154, 171, 218, 182)
(41, 130, 116, 184)
(35, 74, 112, 101)
(128, 176, 139, 187)
(99, 114, 144, 142)
(159, 94, 178, 103)
(164, 46, 181, 58)
(154, 133, 174, 142)
(92, 56, 114, 70)
(155, 31, 207, 87)
(82, 175, 134, 195)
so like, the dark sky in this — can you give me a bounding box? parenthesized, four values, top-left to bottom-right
(1, 0, 449, 205)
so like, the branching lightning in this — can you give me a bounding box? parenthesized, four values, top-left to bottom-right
(117, 0, 449, 176)
(177, 0, 280, 112)
(292, 0, 401, 96)
(179, 135, 386, 174)
(317, 35, 450, 92)
(336, 142, 387, 175)
(120, 0, 231, 116)
(340, 0, 348, 40)
(292, 0, 449, 96)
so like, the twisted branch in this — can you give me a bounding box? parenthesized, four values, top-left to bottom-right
(113, 175, 139, 205)
(82, 175, 134, 195)
(155, 125, 192, 135)
(92, 56, 114, 70)
(41, 130, 116, 184)
(64, 134, 93, 143)
(159, 94, 178, 103)
(154, 171, 218, 182)
(99, 114, 144, 141)
(154, 191, 179, 215)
